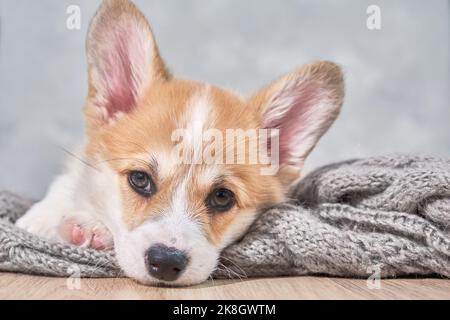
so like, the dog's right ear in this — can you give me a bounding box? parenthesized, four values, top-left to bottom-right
(85, 0, 170, 128)
(249, 61, 344, 185)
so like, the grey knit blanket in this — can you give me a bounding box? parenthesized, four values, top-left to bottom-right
(1, 154, 449, 279)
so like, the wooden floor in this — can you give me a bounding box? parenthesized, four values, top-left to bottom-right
(0, 273, 449, 299)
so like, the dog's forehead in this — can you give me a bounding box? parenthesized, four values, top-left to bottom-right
(136, 81, 249, 175)
(141, 80, 247, 130)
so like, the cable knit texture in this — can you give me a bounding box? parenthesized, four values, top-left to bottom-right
(0, 154, 449, 279)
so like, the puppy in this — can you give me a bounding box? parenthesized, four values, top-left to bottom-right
(16, 0, 344, 286)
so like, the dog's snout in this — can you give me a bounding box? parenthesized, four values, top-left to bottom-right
(145, 243, 188, 281)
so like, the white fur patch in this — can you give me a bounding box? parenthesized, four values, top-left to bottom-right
(180, 87, 212, 165)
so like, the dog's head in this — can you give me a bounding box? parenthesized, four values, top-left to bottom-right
(83, 0, 344, 285)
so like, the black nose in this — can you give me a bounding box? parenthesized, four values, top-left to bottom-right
(145, 243, 188, 281)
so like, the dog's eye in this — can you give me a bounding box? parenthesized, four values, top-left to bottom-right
(128, 171, 154, 197)
(206, 188, 235, 213)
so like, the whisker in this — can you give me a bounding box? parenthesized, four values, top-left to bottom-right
(208, 273, 216, 286)
(219, 256, 248, 279)
(57, 146, 99, 172)
(216, 262, 246, 281)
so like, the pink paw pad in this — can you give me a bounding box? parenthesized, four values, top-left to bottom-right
(59, 218, 113, 250)
(71, 224, 86, 245)
(90, 230, 109, 250)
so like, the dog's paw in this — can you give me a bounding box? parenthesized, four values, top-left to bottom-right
(58, 217, 114, 250)
(16, 202, 63, 241)
(16, 202, 113, 250)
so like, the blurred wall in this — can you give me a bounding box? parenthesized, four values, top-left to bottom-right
(0, 0, 449, 198)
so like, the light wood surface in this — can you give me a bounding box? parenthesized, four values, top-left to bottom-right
(0, 273, 448, 299)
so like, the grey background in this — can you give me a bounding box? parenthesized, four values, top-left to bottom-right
(0, 0, 449, 199)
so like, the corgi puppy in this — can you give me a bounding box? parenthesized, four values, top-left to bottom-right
(16, 0, 344, 286)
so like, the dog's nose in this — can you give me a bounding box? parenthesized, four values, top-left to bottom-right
(145, 243, 188, 281)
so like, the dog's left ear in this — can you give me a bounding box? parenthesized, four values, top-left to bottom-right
(85, 0, 170, 128)
(250, 61, 344, 184)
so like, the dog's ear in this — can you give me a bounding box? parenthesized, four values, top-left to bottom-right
(85, 0, 170, 127)
(250, 61, 344, 183)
